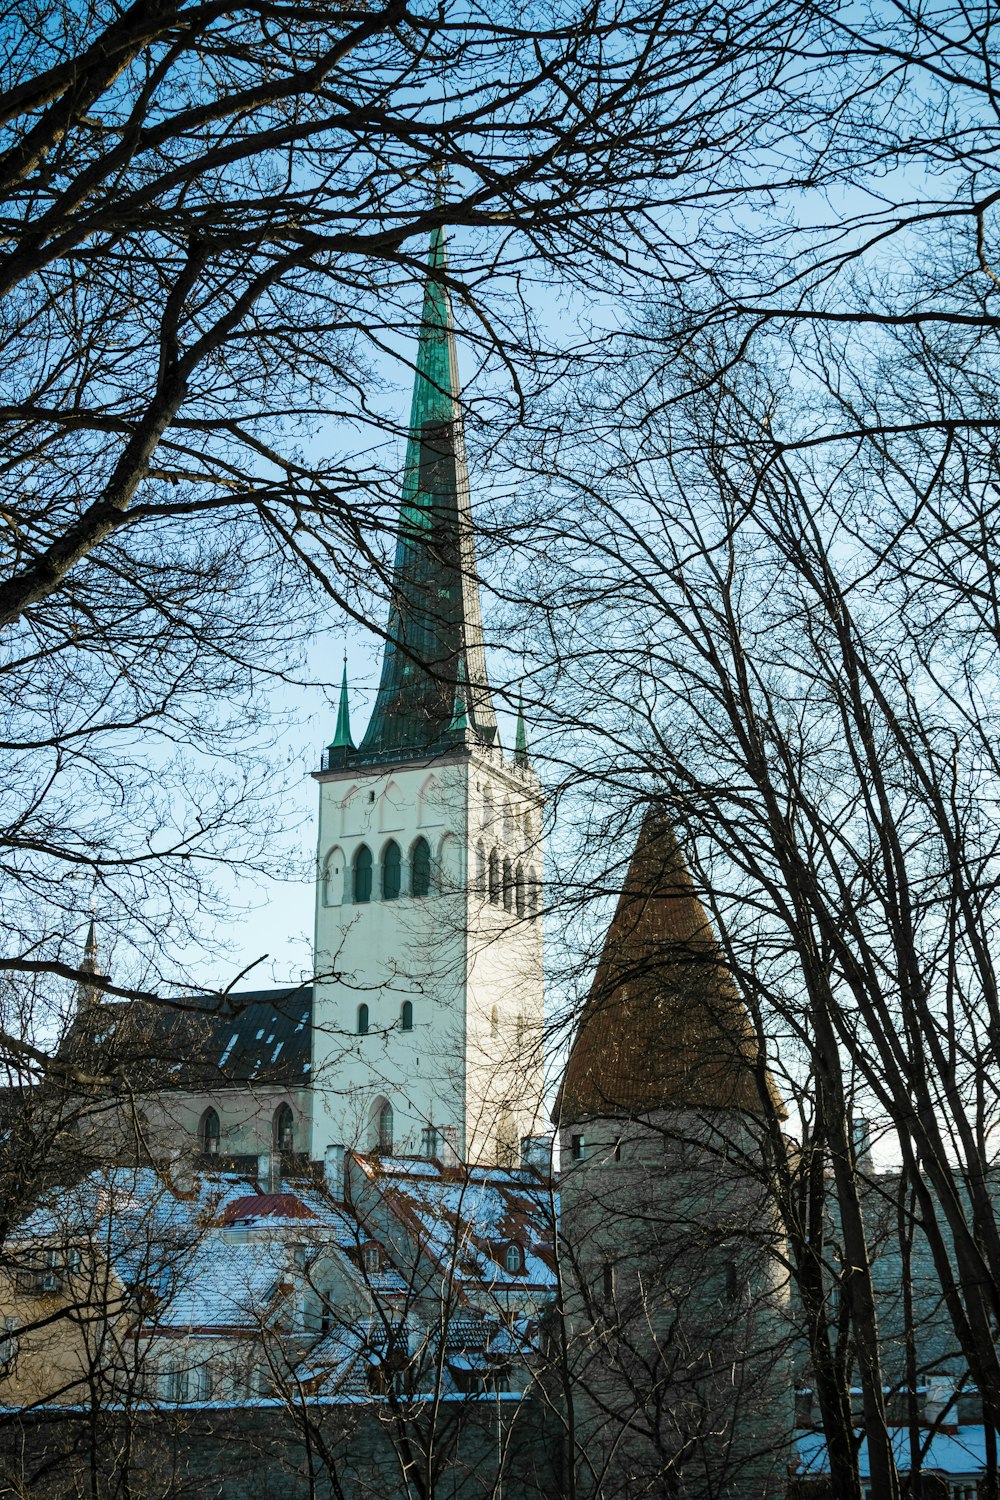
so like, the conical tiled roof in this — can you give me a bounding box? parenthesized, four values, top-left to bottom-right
(357, 225, 497, 763)
(557, 805, 784, 1125)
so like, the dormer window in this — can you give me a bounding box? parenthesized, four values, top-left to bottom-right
(362, 1242, 382, 1275)
(503, 1243, 523, 1275)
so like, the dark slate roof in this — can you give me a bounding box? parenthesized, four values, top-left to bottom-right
(62, 986, 313, 1092)
(333, 226, 497, 770)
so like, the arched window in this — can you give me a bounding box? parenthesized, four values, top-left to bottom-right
(488, 848, 500, 905)
(382, 840, 401, 900)
(273, 1103, 294, 1153)
(502, 856, 513, 912)
(373, 1099, 393, 1154)
(400, 1000, 413, 1032)
(322, 847, 344, 906)
(475, 842, 486, 895)
(411, 836, 431, 898)
(352, 844, 373, 903)
(504, 1243, 523, 1275)
(199, 1107, 220, 1155)
(357, 1003, 369, 1035)
(515, 863, 525, 919)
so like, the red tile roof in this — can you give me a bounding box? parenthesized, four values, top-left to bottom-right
(219, 1192, 317, 1225)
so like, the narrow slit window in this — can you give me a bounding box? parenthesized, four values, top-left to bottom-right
(382, 840, 402, 900)
(353, 845, 373, 903)
(411, 837, 431, 898)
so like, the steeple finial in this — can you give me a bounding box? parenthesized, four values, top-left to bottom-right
(514, 695, 529, 768)
(329, 657, 355, 751)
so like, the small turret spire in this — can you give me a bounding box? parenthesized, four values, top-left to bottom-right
(514, 695, 529, 768)
(77, 913, 102, 1014)
(329, 657, 355, 751)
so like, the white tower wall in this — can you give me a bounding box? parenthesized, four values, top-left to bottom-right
(310, 747, 543, 1165)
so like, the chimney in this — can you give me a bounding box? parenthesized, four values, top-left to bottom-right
(520, 1134, 553, 1175)
(323, 1143, 346, 1200)
(924, 1374, 956, 1427)
(438, 1126, 461, 1167)
(850, 1115, 873, 1174)
(257, 1152, 280, 1193)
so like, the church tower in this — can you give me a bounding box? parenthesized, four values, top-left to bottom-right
(556, 805, 792, 1498)
(310, 226, 544, 1167)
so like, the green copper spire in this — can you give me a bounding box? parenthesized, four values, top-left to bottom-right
(357, 223, 498, 763)
(514, 696, 529, 768)
(329, 659, 355, 751)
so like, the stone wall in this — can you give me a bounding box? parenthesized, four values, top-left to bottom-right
(0, 1395, 561, 1500)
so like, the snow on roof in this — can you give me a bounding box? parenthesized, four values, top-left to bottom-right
(153, 1234, 293, 1331)
(352, 1154, 557, 1289)
(798, 1426, 988, 1478)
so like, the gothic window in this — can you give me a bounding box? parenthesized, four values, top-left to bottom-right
(198, 1107, 220, 1155)
(475, 842, 486, 895)
(515, 862, 525, 918)
(382, 839, 402, 900)
(488, 848, 500, 904)
(400, 1000, 413, 1031)
(357, 1004, 369, 1035)
(375, 1100, 393, 1154)
(504, 1243, 523, 1274)
(274, 1103, 294, 1153)
(411, 836, 431, 897)
(527, 866, 539, 920)
(352, 844, 373, 903)
(322, 847, 344, 906)
(502, 857, 513, 911)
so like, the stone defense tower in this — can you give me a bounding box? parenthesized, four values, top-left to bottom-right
(557, 805, 793, 1499)
(310, 226, 544, 1167)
